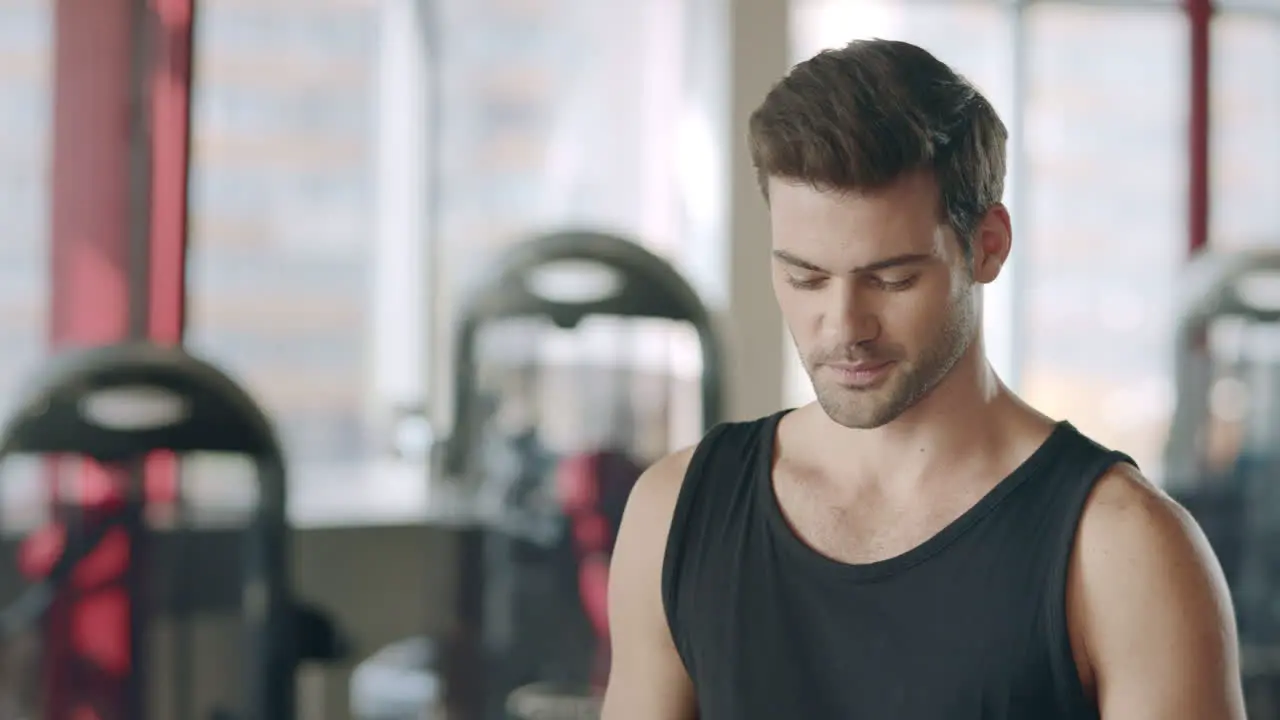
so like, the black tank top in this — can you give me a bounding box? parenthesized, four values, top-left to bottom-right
(661, 411, 1133, 720)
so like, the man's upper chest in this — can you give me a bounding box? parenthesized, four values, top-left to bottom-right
(770, 459, 1000, 565)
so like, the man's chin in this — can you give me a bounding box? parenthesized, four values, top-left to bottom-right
(820, 408, 896, 431)
(813, 386, 905, 430)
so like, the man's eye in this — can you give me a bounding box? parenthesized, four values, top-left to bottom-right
(786, 275, 826, 290)
(874, 275, 918, 291)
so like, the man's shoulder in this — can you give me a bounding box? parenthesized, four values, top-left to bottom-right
(1077, 461, 1195, 552)
(1066, 452, 1244, 713)
(628, 411, 782, 523)
(1072, 460, 1212, 583)
(1070, 459, 1233, 644)
(635, 445, 699, 503)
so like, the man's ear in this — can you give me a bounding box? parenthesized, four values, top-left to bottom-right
(970, 204, 1012, 285)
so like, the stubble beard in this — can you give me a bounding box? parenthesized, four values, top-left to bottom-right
(803, 296, 977, 430)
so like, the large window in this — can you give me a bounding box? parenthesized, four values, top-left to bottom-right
(433, 0, 717, 461)
(1020, 5, 1187, 474)
(1212, 14, 1280, 249)
(187, 0, 720, 507)
(0, 0, 52, 521)
(187, 0, 384, 497)
(0, 0, 51, 408)
(787, 0, 1019, 405)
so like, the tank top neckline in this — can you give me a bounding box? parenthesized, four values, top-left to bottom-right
(756, 410, 1076, 583)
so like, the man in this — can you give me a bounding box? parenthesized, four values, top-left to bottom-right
(601, 39, 1245, 719)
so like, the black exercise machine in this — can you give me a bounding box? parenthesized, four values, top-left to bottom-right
(0, 342, 346, 720)
(1163, 248, 1280, 716)
(451, 230, 723, 719)
(350, 229, 726, 720)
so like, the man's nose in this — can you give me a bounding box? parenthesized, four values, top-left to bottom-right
(828, 281, 880, 346)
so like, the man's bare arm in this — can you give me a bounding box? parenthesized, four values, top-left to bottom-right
(601, 448, 699, 720)
(1070, 463, 1246, 719)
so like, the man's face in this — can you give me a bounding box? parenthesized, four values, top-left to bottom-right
(769, 172, 994, 429)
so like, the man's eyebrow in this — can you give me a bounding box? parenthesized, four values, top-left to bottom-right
(771, 250, 932, 274)
(771, 249, 827, 273)
(854, 253, 933, 273)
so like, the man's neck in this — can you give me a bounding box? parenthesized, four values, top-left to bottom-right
(809, 345, 1034, 490)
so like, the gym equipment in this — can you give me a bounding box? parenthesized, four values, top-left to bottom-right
(349, 230, 725, 720)
(449, 229, 724, 719)
(1163, 248, 1280, 715)
(349, 636, 445, 719)
(0, 342, 346, 720)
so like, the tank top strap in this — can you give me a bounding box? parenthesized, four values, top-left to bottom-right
(1040, 425, 1137, 717)
(661, 412, 784, 670)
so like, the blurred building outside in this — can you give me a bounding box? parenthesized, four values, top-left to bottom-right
(1, 0, 1278, 508)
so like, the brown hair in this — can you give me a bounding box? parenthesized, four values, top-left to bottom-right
(748, 39, 1007, 253)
